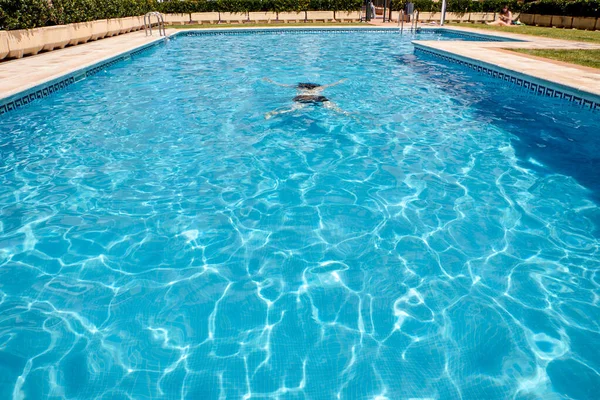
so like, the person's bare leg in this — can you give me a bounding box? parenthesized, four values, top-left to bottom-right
(323, 101, 349, 115)
(265, 103, 306, 119)
(487, 20, 510, 26)
(323, 101, 359, 121)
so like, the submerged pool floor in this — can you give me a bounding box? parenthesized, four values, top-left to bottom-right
(1, 31, 599, 399)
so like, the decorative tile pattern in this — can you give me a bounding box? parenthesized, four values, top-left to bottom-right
(86, 56, 126, 77)
(432, 30, 516, 42)
(0, 41, 161, 116)
(180, 28, 406, 36)
(130, 41, 163, 58)
(0, 30, 591, 116)
(414, 46, 600, 111)
(0, 77, 75, 116)
(178, 28, 519, 42)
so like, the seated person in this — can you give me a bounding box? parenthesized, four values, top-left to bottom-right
(487, 5, 513, 26)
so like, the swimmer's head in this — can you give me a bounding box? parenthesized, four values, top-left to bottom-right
(297, 83, 321, 90)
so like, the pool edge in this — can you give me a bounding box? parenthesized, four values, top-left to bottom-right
(1, 27, 598, 116)
(412, 42, 600, 111)
(0, 36, 167, 116)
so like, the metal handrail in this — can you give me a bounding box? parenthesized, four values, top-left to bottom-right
(398, 10, 404, 31)
(412, 10, 419, 31)
(144, 12, 166, 37)
(398, 9, 419, 33)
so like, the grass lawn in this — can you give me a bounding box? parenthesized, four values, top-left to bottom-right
(506, 48, 600, 69)
(452, 23, 600, 44)
(170, 22, 362, 29)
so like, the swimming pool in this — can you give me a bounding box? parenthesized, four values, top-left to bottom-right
(1, 29, 599, 399)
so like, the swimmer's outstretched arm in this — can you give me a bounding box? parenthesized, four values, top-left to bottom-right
(263, 78, 294, 88)
(265, 103, 306, 119)
(321, 79, 347, 89)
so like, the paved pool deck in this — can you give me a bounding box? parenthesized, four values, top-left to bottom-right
(414, 25, 600, 97)
(0, 30, 175, 101)
(1, 25, 600, 102)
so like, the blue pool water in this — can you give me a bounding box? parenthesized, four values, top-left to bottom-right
(1, 30, 600, 399)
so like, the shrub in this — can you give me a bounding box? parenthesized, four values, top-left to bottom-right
(522, 0, 565, 14)
(392, 0, 440, 12)
(330, 0, 363, 11)
(215, 0, 249, 13)
(51, 0, 100, 24)
(158, 0, 215, 13)
(391, 0, 523, 12)
(155, 0, 361, 14)
(9, 0, 597, 31)
(563, 0, 600, 17)
(0, 0, 52, 30)
(522, 0, 600, 17)
(0, 0, 161, 28)
(296, 0, 311, 11)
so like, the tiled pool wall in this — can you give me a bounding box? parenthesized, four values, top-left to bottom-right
(0, 28, 597, 116)
(413, 44, 600, 111)
(176, 27, 520, 41)
(0, 39, 166, 116)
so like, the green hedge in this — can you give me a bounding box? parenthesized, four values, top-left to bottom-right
(0, 0, 364, 29)
(391, 0, 524, 12)
(390, 0, 599, 17)
(0, 0, 158, 28)
(158, 0, 362, 13)
(2, 0, 599, 30)
(3, 0, 598, 30)
(0, 0, 52, 30)
(50, 0, 157, 24)
(522, 0, 600, 17)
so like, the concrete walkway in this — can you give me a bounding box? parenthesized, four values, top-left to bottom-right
(416, 25, 600, 96)
(1, 25, 599, 101)
(367, 20, 600, 95)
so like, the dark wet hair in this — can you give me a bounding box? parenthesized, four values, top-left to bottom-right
(297, 83, 321, 90)
(293, 95, 329, 103)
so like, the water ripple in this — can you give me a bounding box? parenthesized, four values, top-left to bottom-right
(0, 31, 599, 399)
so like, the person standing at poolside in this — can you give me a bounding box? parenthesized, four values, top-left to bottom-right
(487, 5, 514, 26)
(263, 78, 350, 119)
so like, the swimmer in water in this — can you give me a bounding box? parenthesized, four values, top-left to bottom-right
(264, 78, 350, 119)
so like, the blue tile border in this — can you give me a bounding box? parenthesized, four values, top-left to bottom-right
(1, 28, 428, 117)
(0, 76, 76, 115)
(0, 28, 522, 117)
(85, 55, 128, 77)
(428, 29, 521, 42)
(177, 27, 520, 42)
(413, 44, 600, 112)
(179, 28, 405, 36)
(1, 28, 595, 116)
(0, 38, 165, 116)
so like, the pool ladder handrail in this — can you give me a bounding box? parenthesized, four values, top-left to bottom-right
(412, 10, 419, 31)
(398, 9, 419, 33)
(144, 12, 166, 37)
(398, 10, 404, 31)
